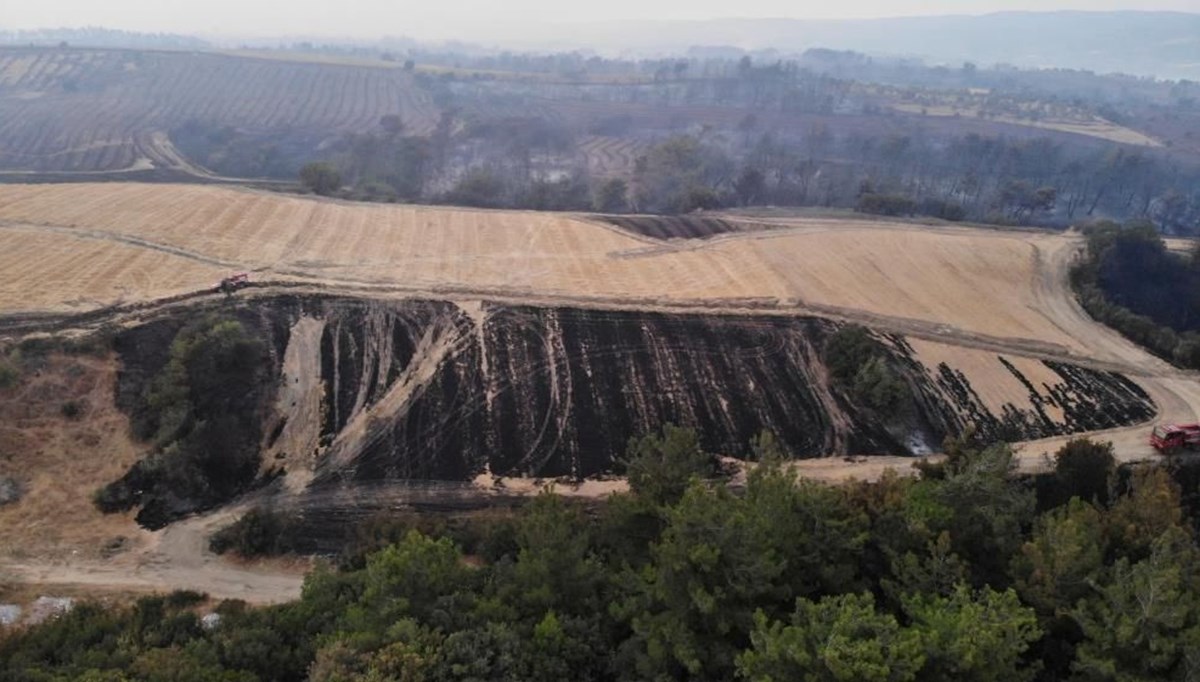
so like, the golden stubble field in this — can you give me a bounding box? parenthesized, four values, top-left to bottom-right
(0, 183, 1078, 347)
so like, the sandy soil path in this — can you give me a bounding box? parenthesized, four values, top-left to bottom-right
(4, 505, 306, 604)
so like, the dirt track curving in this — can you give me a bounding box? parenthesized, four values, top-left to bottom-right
(3, 503, 306, 604)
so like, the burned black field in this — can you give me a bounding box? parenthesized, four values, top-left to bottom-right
(109, 296, 1157, 497)
(597, 214, 766, 240)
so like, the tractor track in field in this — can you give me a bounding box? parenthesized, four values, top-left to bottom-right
(0, 220, 248, 269)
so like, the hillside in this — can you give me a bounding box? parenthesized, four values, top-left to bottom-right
(0, 47, 436, 174)
(0, 181, 1194, 606)
(2, 44, 1197, 233)
(2, 13, 1200, 679)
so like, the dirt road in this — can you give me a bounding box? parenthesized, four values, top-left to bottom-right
(4, 505, 306, 605)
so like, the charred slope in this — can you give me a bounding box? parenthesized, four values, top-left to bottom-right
(480, 307, 887, 476)
(307, 301, 898, 485)
(598, 215, 766, 240)
(915, 356, 1153, 443)
(106, 296, 1157, 507)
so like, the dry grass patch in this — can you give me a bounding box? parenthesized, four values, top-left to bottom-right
(0, 353, 148, 561)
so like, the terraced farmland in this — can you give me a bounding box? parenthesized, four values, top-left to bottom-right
(0, 47, 438, 173)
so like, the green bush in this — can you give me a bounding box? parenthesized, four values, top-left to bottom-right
(824, 325, 884, 383)
(209, 507, 300, 558)
(853, 356, 910, 414)
(96, 315, 270, 528)
(824, 325, 912, 417)
(1071, 220, 1200, 370)
(1053, 438, 1116, 505)
(857, 192, 916, 216)
(299, 161, 342, 196)
(10, 434, 1200, 682)
(0, 359, 18, 389)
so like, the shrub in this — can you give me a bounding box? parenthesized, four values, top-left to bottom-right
(61, 400, 83, 419)
(853, 356, 910, 414)
(299, 162, 342, 196)
(164, 590, 208, 609)
(0, 359, 18, 389)
(857, 192, 916, 217)
(95, 316, 270, 528)
(1053, 438, 1116, 506)
(824, 325, 883, 383)
(209, 507, 299, 557)
(825, 325, 912, 420)
(0, 477, 23, 507)
(918, 197, 967, 221)
(93, 478, 138, 514)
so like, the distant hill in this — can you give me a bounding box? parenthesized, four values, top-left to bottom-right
(550, 11, 1200, 81)
(0, 27, 210, 50)
(4, 12, 1196, 80)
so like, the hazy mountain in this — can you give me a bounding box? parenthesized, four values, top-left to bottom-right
(3, 11, 1197, 80)
(534, 11, 1200, 80)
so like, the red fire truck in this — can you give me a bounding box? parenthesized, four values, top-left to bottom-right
(1150, 423, 1200, 453)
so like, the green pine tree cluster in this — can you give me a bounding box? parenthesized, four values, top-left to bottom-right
(3, 430, 1199, 681)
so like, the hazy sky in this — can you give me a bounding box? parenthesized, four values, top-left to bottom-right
(5, 0, 1200, 41)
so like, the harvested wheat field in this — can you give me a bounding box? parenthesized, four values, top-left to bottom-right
(0, 184, 1091, 350)
(0, 226, 227, 311)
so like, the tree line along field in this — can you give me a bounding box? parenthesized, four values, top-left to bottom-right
(2, 45, 1199, 232)
(0, 47, 438, 173)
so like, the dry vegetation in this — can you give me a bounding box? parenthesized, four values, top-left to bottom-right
(0, 353, 147, 561)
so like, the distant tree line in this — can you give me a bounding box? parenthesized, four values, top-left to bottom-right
(289, 116, 1200, 233)
(172, 120, 298, 179)
(149, 50, 1200, 230)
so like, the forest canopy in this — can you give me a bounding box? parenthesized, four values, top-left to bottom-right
(5, 430, 1200, 681)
